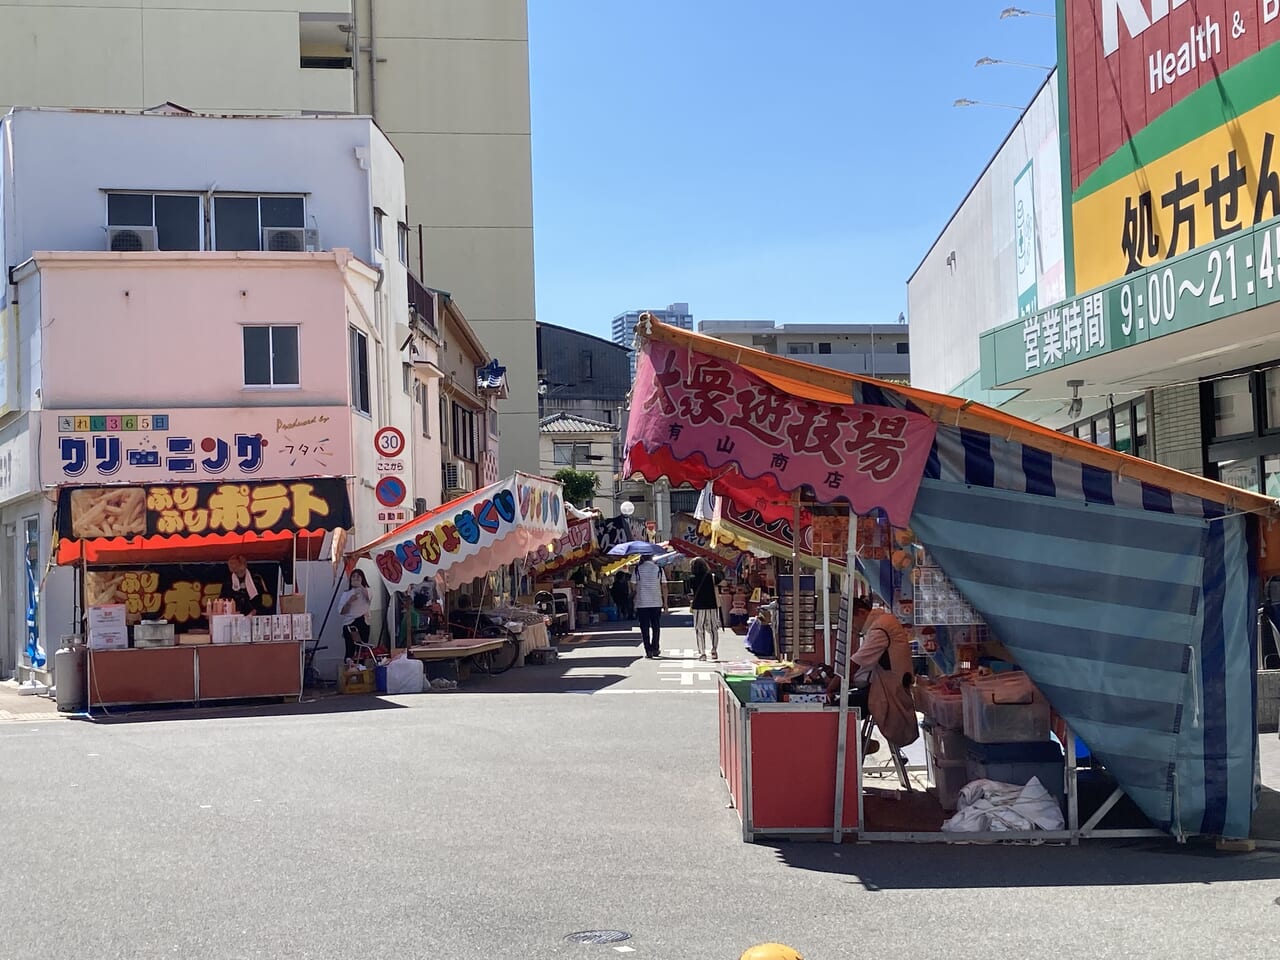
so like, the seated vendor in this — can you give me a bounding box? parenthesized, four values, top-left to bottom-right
(223, 554, 271, 616)
(834, 597, 919, 752)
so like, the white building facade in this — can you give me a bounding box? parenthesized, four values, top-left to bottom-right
(0, 0, 539, 478)
(0, 107, 440, 680)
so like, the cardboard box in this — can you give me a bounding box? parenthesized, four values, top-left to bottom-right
(179, 632, 211, 646)
(271, 614, 292, 642)
(210, 615, 239, 645)
(88, 604, 129, 651)
(291, 614, 313, 642)
(251, 616, 272, 643)
(279, 593, 307, 615)
(234, 617, 253, 644)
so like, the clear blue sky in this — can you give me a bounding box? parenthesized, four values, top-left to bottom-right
(527, 1, 1057, 339)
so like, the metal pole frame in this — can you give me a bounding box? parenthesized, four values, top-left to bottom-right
(832, 507, 859, 842)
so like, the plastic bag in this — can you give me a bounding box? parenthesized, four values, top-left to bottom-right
(383, 653, 425, 695)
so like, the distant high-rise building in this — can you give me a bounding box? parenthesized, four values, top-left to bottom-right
(612, 302, 694, 377)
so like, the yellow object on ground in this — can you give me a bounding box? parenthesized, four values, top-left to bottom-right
(740, 945, 804, 960)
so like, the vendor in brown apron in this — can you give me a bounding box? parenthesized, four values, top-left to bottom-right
(832, 597, 920, 752)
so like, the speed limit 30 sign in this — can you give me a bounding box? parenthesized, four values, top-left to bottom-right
(374, 426, 406, 459)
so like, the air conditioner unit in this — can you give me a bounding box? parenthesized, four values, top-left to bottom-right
(262, 227, 321, 252)
(443, 460, 464, 490)
(107, 226, 157, 252)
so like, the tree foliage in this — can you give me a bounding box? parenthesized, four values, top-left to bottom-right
(554, 467, 599, 507)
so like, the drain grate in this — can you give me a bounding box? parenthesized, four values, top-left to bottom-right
(564, 930, 632, 945)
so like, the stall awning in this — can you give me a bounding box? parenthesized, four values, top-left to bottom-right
(350, 472, 566, 592)
(526, 517, 596, 579)
(624, 318, 1273, 840)
(55, 478, 351, 566)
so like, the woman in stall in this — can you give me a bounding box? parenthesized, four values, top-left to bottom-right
(338, 568, 373, 661)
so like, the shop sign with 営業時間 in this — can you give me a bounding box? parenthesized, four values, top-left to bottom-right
(977, 0, 1280, 388)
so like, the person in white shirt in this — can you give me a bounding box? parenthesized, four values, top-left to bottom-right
(632, 557, 668, 658)
(338, 569, 373, 661)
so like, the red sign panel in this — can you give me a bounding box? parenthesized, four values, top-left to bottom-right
(626, 341, 936, 529)
(1066, 0, 1280, 192)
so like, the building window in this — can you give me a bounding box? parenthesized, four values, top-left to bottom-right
(107, 192, 202, 251)
(213, 195, 305, 251)
(580, 350, 594, 381)
(397, 222, 409, 266)
(1059, 396, 1148, 459)
(439, 396, 449, 447)
(817, 342, 832, 355)
(553, 442, 592, 466)
(299, 12, 353, 68)
(419, 382, 431, 439)
(896, 342, 910, 354)
(373, 208, 385, 253)
(489, 408, 499, 438)
(452, 402, 476, 461)
(243, 325, 299, 387)
(1212, 374, 1254, 439)
(349, 327, 371, 415)
(787, 342, 813, 355)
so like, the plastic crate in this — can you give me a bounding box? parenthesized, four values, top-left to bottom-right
(339, 665, 376, 695)
(923, 720, 968, 765)
(931, 759, 970, 812)
(961, 674, 1050, 743)
(926, 687, 965, 730)
(965, 738, 1065, 805)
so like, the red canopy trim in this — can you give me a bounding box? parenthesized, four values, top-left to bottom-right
(56, 529, 330, 567)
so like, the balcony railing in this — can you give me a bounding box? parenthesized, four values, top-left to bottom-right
(408, 272, 437, 333)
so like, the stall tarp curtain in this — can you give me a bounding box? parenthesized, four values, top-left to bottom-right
(353, 472, 566, 593)
(626, 338, 937, 528)
(526, 517, 596, 577)
(625, 320, 1270, 839)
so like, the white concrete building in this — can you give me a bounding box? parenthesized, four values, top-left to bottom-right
(698, 320, 912, 382)
(0, 0, 538, 478)
(0, 106, 439, 680)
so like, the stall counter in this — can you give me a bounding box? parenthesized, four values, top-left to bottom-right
(718, 674, 861, 842)
(87, 642, 303, 708)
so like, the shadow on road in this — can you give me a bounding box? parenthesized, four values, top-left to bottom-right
(71, 692, 407, 724)
(764, 835, 1280, 889)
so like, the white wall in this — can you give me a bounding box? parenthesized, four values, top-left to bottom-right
(907, 74, 1064, 394)
(2, 110, 386, 270)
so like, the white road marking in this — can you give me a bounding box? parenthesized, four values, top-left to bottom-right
(614, 947, 636, 953)
(659, 671, 716, 686)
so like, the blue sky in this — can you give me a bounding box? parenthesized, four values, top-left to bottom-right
(527, 1, 1057, 340)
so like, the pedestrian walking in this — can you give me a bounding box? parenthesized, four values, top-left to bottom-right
(633, 555, 668, 658)
(688, 558, 721, 660)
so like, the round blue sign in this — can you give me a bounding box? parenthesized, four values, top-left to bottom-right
(375, 475, 407, 508)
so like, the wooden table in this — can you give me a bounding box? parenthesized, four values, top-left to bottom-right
(406, 639, 506, 661)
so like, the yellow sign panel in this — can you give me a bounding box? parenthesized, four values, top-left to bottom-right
(1073, 93, 1280, 292)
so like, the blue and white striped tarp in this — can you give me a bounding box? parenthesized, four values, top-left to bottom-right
(849, 380, 1259, 839)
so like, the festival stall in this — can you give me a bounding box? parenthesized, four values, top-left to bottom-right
(349, 473, 567, 673)
(56, 478, 352, 708)
(626, 316, 1279, 844)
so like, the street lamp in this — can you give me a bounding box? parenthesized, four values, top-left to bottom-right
(1000, 6, 1054, 18)
(975, 56, 1053, 70)
(953, 98, 1024, 111)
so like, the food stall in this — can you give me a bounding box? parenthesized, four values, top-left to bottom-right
(626, 315, 1278, 844)
(56, 478, 352, 709)
(348, 473, 566, 673)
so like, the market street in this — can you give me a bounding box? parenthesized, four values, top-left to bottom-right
(3, 616, 1280, 960)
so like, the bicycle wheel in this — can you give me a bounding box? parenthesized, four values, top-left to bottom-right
(488, 637, 521, 675)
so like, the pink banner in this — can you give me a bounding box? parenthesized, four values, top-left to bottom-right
(628, 341, 936, 528)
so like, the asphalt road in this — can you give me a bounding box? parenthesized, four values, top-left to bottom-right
(5, 616, 1280, 959)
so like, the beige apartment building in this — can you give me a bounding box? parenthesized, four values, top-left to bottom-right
(0, 0, 538, 475)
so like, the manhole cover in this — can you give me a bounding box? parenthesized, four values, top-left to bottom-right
(564, 930, 632, 945)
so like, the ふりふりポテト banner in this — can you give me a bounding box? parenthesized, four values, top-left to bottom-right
(1064, 0, 1280, 292)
